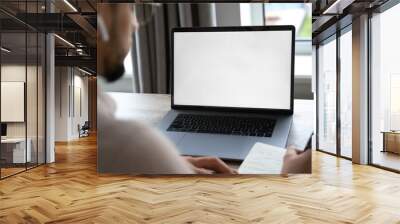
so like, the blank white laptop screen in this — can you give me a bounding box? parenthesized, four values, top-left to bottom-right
(173, 29, 293, 110)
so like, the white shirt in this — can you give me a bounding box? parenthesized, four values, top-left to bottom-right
(97, 91, 194, 174)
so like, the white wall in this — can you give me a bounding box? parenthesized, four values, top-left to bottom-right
(55, 67, 69, 141)
(1, 82, 25, 122)
(72, 74, 89, 138)
(1, 65, 40, 138)
(55, 67, 89, 141)
(1, 66, 26, 131)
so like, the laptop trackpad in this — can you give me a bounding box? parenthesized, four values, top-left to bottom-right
(177, 133, 254, 160)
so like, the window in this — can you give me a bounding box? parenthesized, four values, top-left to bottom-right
(240, 3, 264, 26)
(240, 3, 313, 98)
(339, 29, 352, 158)
(316, 27, 353, 159)
(124, 50, 134, 78)
(264, 3, 312, 78)
(264, 3, 312, 40)
(240, 3, 312, 79)
(262, 3, 313, 99)
(318, 37, 337, 154)
(390, 74, 400, 130)
(370, 3, 400, 171)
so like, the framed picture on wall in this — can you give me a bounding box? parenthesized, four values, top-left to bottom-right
(1, 81, 25, 122)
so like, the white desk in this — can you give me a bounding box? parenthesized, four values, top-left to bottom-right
(104, 93, 314, 170)
(108, 92, 314, 148)
(1, 138, 31, 163)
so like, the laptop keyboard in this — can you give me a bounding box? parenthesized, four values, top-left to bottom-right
(167, 114, 276, 137)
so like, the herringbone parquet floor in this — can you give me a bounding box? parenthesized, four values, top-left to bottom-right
(0, 135, 399, 224)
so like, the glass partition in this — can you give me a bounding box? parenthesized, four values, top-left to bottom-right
(370, 3, 400, 171)
(339, 28, 352, 158)
(317, 37, 337, 155)
(1, 31, 28, 177)
(0, 1, 46, 179)
(27, 31, 38, 169)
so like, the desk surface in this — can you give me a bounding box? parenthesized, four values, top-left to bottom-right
(108, 93, 314, 150)
(381, 131, 400, 134)
(1, 138, 26, 144)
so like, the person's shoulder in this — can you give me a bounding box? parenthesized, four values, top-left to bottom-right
(101, 115, 155, 138)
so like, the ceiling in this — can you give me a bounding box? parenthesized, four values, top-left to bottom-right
(0, 0, 97, 73)
(312, 0, 392, 44)
(1, 32, 45, 65)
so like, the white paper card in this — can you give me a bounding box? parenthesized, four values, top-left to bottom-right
(238, 142, 287, 174)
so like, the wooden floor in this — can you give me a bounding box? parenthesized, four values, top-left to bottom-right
(0, 135, 400, 224)
(1, 163, 45, 178)
(1, 167, 26, 178)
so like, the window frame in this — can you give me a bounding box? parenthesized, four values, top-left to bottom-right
(314, 22, 353, 160)
(367, 0, 400, 173)
(262, 3, 313, 100)
(0, 1, 48, 180)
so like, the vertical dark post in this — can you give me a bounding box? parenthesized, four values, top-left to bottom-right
(315, 45, 320, 150)
(0, 26, 2, 179)
(44, 1, 47, 164)
(367, 11, 373, 165)
(36, 0, 39, 167)
(25, 0, 28, 171)
(336, 24, 341, 157)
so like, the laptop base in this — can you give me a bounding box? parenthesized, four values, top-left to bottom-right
(158, 110, 292, 161)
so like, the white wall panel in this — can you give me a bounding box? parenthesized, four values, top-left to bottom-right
(1, 82, 25, 122)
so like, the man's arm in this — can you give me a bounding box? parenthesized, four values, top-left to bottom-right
(281, 146, 312, 174)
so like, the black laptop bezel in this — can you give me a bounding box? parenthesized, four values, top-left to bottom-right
(171, 25, 295, 115)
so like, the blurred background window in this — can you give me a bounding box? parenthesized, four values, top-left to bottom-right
(264, 3, 312, 40)
(103, 3, 312, 99)
(263, 3, 312, 99)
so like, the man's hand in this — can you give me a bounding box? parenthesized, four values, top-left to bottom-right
(281, 146, 311, 174)
(184, 156, 237, 174)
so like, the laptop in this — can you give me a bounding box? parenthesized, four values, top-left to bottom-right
(158, 26, 295, 161)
